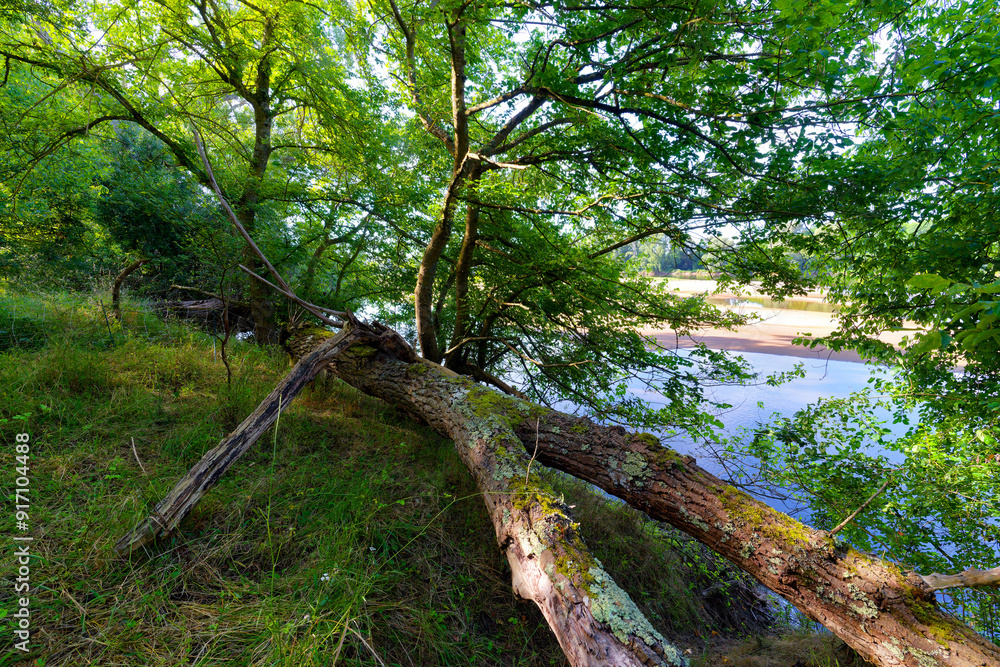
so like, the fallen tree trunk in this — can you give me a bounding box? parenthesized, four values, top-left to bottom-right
(119, 320, 1000, 666)
(158, 298, 255, 334)
(330, 334, 687, 666)
(318, 331, 1000, 667)
(508, 415, 1000, 667)
(118, 323, 686, 665)
(115, 329, 356, 554)
(921, 567, 1000, 593)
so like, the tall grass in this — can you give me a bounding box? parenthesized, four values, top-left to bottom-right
(0, 291, 863, 666)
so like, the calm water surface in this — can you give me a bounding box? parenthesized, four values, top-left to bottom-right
(627, 351, 909, 515)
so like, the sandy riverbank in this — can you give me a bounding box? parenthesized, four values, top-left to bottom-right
(641, 279, 914, 363)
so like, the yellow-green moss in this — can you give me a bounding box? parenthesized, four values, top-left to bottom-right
(649, 447, 688, 472)
(893, 569, 960, 646)
(635, 432, 660, 447)
(464, 385, 549, 431)
(715, 484, 815, 548)
(507, 478, 563, 516)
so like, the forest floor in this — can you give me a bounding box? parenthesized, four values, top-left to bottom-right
(642, 279, 918, 363)
(0, 289, 873, 667)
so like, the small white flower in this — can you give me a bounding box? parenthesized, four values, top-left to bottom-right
(369, 546, 376, 552)
(320, 573, 330, 582)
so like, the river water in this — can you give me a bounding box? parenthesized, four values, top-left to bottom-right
(622, 349, 912, 518)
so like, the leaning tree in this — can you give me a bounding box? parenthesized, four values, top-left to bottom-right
(4, 0, 1000, 663)
(109, 141, 1000, 664)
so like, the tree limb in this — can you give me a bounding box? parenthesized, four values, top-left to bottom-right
(921, 567, 1000, 592)
(284, 325, 1000, 667)
(114, 329, 356, 554)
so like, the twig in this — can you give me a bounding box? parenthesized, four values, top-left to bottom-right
(218, 275, 233, 385)
(237, 265, 347, 329)
(191, 127, 346, 330)
(60, 589, 88, 618)
(830, 477, 893, 536)
(525, 418, 540, 485)
(330, 613, 351, 663)
(130, 437, 147, 476)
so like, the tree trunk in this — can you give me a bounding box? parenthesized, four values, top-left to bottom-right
(244, 248, 277, 344)
(330, 342, 687, 666)
(316, 333, 1000, 667)
(111, 259, 148, 320)
(119, 324, 688, 665)
(123, 321, 1000, 667)
(508, 415, 1000, 667)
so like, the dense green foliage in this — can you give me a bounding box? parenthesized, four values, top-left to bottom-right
(2, 0, 1000, 652)
(709, 0, 1000, 636)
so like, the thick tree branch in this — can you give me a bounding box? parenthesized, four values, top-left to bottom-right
(302, 324, 1000, 667)
(114, 329, 356, 554)
(112, 259, 148, 320)
(387, 0, 455, 152)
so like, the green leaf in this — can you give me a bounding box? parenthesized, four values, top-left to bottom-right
(909, 330, 942, 355)
(906, 274, 952, 293)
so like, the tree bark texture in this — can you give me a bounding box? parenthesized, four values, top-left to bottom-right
(114, 329, 355, 555)
(123, 321, 1000, 667)
(310, 333, 1000, 667)
(330, 340, 688, 666)
(508, 415, 1000, 667)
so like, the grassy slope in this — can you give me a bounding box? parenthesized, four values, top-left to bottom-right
(0, 292, 868, 667)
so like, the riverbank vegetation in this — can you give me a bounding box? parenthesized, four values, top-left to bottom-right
(0, 290, 875, 666)
(2, 0, 1000, 663)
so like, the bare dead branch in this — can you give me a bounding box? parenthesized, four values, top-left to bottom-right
(921, 566, 1000, 592)
(237, 265, 346, 329)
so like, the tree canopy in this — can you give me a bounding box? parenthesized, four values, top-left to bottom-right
(3, 0, 1000, 659)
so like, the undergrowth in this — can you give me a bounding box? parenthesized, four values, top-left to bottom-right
(0, 290, 868, 666)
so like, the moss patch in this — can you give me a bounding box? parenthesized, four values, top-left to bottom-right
(715, 484, 815, 548)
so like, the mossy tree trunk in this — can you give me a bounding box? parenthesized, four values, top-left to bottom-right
(119, 323, 688, 666)
(321, 334, 1000, 667)
(508, 416, 1000, 667)
(121, 321, 1000, 667)
(331, 341, 688, 666)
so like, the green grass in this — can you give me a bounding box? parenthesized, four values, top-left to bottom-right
(0, 291, 863, 666)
